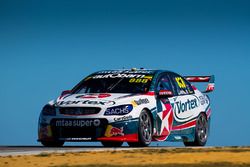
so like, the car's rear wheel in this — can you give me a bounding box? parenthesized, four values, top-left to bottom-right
(41, 140, 65, 147)
(128, 109, 152, 147)
(184, 113, 208, 147)
(101, 141, 123, 147)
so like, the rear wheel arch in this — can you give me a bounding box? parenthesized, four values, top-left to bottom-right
(184, 112, 209, 147)
(201, 111, 207, 117)
(201, 110, 211, 135)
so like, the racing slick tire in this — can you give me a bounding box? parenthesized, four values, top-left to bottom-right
(101, 141, 123, 147)
(128, 109, 152, 147)
(41, 140, 65, 147)
(184, 113, 208, 147)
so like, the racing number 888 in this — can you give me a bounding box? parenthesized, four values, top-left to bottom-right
(129, 78, 148, 83)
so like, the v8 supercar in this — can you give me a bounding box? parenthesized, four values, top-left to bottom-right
(38, 69, 215, 147)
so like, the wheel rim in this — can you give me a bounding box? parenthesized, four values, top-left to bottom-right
(197, 115, 208, 143)
(139, 111, 152, 143)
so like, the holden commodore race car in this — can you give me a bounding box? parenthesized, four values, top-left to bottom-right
(38, 69, 215, 147)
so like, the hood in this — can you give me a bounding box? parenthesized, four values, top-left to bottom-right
(55, 93, 135, 107)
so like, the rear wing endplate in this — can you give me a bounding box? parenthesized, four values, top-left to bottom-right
(185, 75, 215, 93)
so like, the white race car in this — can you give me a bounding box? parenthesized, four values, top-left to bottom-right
(38, 69, 215, 147)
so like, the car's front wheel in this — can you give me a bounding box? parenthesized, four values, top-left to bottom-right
(184, 113, 208, 147)
(128, 109, 152, 147)
(41, 140, 65, 147)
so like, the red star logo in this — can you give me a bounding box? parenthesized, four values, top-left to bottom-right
(155, 103, 173, 141)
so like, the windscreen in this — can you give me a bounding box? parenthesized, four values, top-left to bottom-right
(73, 73, 154, 94)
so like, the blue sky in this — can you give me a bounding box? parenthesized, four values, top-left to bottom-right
(0, 0, 250, 146)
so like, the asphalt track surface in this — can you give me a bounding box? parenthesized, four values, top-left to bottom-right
(0, 146, 145, 156)
(2, 146, 247, 157)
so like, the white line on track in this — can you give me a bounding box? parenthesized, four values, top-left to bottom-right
(0, 146, 141, 157)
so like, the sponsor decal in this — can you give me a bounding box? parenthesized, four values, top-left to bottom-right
(158, 90, 173, 96)
(96, 70, 154, 74)
(114, 115, 133, 122)
(55, 119, 101, 127)
(104, 105, 133, 116)
(105, 125, 124, 137)
(175, 99, 198, 114)
(132, 98, 149, 106)
(92, 74, 145, 79)
(56, 100, 115, 106)
(173, 96, 200, 122)
(76, 93, 111, 99)
(199, 95, 209, 105)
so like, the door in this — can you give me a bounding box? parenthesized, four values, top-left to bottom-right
(154, 74, 175, 141)
(168, 73, 200, 127)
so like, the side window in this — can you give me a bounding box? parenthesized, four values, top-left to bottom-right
(169, 73, 194, 95)
(156, 75, 174, 92)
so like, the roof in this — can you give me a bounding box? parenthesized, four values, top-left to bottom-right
(94, 68, 172, 75)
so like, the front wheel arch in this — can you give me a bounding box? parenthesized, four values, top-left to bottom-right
(142, 108, 154, 132)
(128, 108, 153, 147)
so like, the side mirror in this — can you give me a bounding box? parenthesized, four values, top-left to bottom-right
(157, 90, 173, 98)
(61, 90, 72, 96)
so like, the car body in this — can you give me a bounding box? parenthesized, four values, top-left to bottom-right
(38, 69, 215, 147)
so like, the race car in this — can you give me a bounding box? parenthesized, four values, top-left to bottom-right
(38, 69, 215, 147)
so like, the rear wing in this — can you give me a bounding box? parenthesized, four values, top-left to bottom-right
(184, 75, 215, 93)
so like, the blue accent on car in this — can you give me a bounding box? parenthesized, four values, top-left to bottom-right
(104, 104, 133, 116)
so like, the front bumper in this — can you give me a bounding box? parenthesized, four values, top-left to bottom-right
(38, 117, 139, 142)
